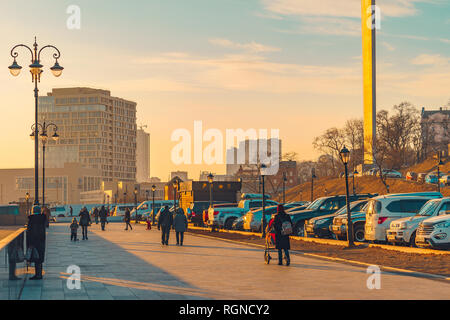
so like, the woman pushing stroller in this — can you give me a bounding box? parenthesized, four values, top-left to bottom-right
(265, 204, 293, 266)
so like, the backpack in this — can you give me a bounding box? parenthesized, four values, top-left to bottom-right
(281, 219, 293, 236)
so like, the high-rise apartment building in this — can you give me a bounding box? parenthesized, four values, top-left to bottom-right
(38, 87, 137, 182)
(136, 128, 150, 182)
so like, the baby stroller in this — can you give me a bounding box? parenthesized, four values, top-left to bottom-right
(264, 219, 276, 264)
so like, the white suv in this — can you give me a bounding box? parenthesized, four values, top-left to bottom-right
(386, 198, 450, 246)
(416, 214, 450, 249)
(365, 194, 441, 243)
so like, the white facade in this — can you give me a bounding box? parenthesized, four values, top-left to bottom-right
(136, 128, 150, 183)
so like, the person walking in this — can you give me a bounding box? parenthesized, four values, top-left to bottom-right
(70, 218, 79, 241)
(70, 206, 73, 217)
(173, 208, 188, 246)
(93, 207, 99, 224)
(99, 205, 108, 231)
(27, 205, 47, 280)
(158, 205, 173, 245)
(79, 207, 91, 240)
(42, 206, 50, 228)
(124, 208, 133, 231)
(269, 205, 293, 266)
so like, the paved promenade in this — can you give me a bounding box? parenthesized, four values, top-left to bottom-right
(2, 222, 449, 300)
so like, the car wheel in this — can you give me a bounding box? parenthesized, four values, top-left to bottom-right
(353, 225, 365, 242)
(409, 231, 417, 248)
(295, 222, 305, 237)
(224, 218, 235, 230)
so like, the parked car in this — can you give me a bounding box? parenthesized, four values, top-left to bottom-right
(439, 175, 450, 186)
(364, 192, 443, 243)
(131, 200, 173, 220)
(387, 198, 450, 246)
(288, 194, 376, 236)
(417, 173, 427, 183)
(425, 174, 439, 185)
(305, 200, 369, 239)
(203, 203, 238, 227)
(416, 214, 450, 249)
(331, 204, 369, 241)
(207, 196, 278, 230)
(50, 206, 67, 218)
(243, 206, 278, 232)
(377, 169, 402, 178)
(114, 204, 138, 218)
(406, 171, 418, 181)
(186, 201, 227, 226)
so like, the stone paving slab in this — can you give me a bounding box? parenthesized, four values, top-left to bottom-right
(2, 222, 450, 300)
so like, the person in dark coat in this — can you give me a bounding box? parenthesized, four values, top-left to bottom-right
(269, 204, 292, 266)
(70, 206, 73, 217)
(70, 218, 79, 241)
(99, 206, 108, 231)
(173, 208, 188, 246)
(93, 207, 99, 224)
(158, 206, 173, 245)
(27, 205, 47, 280)
(79, 207, 91, 240)
(124, 208, 133, 231)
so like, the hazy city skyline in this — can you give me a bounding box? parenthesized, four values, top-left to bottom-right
(0, 0, 448, 179)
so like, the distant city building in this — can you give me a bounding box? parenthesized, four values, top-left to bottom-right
(0, 163, 102, 205)
(421, 107, 450, 158)
(226, 138, 282, 176)
(38, 87, 137, 182)
(136, 127, 150, 182)
(170, 171, 189, 182)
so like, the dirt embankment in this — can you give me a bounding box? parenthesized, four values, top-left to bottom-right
(187, 228, 450, 277)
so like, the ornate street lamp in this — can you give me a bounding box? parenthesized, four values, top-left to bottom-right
(437, 151, 444, 194)
(151, 185, 156, 225)
(172, 179, 178, 210)
(134, 188, 138, 223)
(9, 37, 63, 205)
(260, 164, 267, 238)
(352, 169, 358, 195)
(282, 172, 287, 205)
(25, 192, 30, 215)
(310, 168, 317, 202)
(340, 146, 354, 247)
(31, 122, 58, 207)
(208, 173, 214, 209)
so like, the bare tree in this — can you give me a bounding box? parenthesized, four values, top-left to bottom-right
(312, 127, 346, 176)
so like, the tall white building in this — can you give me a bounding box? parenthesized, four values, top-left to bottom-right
(136, 128, 150, 183)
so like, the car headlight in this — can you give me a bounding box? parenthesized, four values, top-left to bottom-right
(434, 222, 450, 229)
(315, 219, 326, 225)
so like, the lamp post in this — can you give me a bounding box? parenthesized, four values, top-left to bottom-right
(146, 190, 149, 201)
(282, 172, 287, 205)
(340, 146, 354, 247)
(9, 37, 63, 206)
(151, 185, 156, 225)
(260, 164, 267, 238)
(437, 151, 444, 194)
(134, 188, 138, 223)
(208, 173, 214, 208)
(30, 122, 59, 208)
(352, 169, 358, 196)
(25, 192, 30, 215)
(172, 180, 178, 210)
(123, 192, 127, 204)
(310, 168, 316, 202)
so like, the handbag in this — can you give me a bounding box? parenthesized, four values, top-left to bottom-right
(26, 247, 40, 262)
(15, 248, 25, 263)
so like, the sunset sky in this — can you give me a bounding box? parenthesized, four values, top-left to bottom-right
(0, 0, 449, 180)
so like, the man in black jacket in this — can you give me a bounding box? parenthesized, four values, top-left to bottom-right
(124, 208, 133, 231)
(158, 206, 173, 245)
(27, 205, 47, 280)
(99, 206, 108, 231)
(78, 207, 91, 240)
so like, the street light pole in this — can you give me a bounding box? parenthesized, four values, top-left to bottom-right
(437, 151, 444, 194)
(25, 193, 30, 215)
(352, 169, 358, 196)
(151, 185, 156, 225)
(172, 180, 178, 210)
(31, 122, 58, 209)
(208, 173, 214, 209)
(340, 146, 354, 247)
(134, 188, 138, 224)
(260, 164, 267, 238)
(282, 172, 287, 205)
(9, 37, 64, 206)
(310, 168, 316, 202)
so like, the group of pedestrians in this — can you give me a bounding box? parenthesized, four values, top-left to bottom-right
(158, 205, 188, 246)
(69, 205, 109, 241)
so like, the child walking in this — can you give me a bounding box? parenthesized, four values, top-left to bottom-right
(70, 218, 79, 241)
